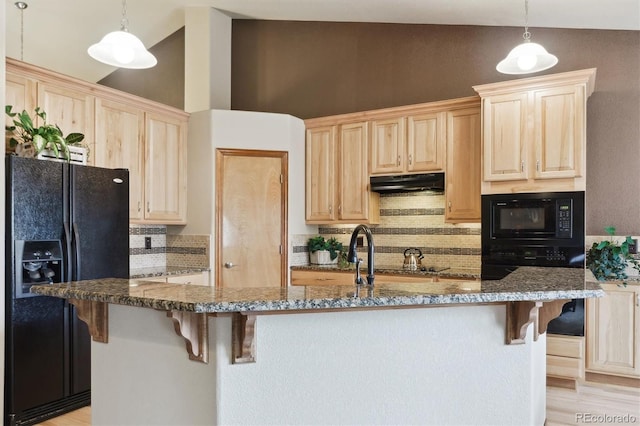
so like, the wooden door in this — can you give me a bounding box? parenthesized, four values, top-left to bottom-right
(533, 86, 584, 180)
(586, 284, 640, 378)
(216, 149, 287, 288)
(407, 112, 446, 172)
(338, 122, 370, 221)
(445, 107, 481, 223)
(37, 82, 95, 165)
(95, 98, 144, 220)
(482, 93, 529, 182)
(370, 117, 405, 174)
(144, 112, 187, 223)
(305, 126, 336, 222)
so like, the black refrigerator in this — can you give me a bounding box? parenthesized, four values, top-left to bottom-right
(5, 156, 129, 425)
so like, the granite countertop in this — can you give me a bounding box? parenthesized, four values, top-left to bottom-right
(291, 264, 481, 279)
(129, 266, 209, 279)
(31, 266, 603, 314)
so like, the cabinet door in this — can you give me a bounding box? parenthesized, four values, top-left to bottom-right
(95, 98, 145, 220)
(533, 86, 585, 179)
(586, 285, 640, 378)
(407, 112, 445, 172)
(167, 272, 210, 286)
(370, 117, 405, 174)
(305, 126, 337, 222)
(144, 112, 187, 223)
(5, 73, 36, 151)
(482, 93, 528, 181)
(339, 122, 370, 221)
(37, 82, 95, 165)
(445, 108, 481, 223)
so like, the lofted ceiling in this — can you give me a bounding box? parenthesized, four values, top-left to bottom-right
(4, 0, 640, 83)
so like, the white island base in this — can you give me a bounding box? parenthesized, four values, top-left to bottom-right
(91, 303, 546, 426)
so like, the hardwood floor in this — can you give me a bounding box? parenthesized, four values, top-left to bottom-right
(546, 381, 640, 425)
(35, 382, 640, 426)
(36, 406, 91, 426)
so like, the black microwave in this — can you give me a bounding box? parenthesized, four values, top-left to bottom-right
(482, 191, 584, 242)
(481, 191, 585, 278)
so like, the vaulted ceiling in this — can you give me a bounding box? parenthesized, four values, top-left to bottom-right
(5, 0, 639, 83)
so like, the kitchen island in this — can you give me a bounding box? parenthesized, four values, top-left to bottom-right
(32, 267, 602, 426)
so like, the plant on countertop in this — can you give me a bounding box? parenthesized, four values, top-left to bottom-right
(586, 226, 640, 284)
(5, 105, 86, 161)
(307, 236, 344, 261)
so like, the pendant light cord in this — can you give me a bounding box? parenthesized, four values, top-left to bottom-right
(120, 0, 129, 32)
(15, 2, 28, 61)
(522, 0, 531, 42)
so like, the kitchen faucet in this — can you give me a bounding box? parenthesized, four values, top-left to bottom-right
(347, 224, 375, 288)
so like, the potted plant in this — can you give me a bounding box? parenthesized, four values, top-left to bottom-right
(586, 226, 640, 283)
(308, 236, 344, 265)
(5, 105, 86, 162)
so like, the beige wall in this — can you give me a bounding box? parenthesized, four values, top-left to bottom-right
(230, 21, 640, 236)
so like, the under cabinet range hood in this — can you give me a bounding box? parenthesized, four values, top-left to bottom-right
(370, 173, 445, 194)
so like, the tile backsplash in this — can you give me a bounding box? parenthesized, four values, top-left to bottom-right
(129, 225, 209, 270)
(292, 192, 481, 271)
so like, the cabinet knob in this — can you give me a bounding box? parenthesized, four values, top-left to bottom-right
(338, 205, 342, 214)
(147, 201, 150, 213)
(408, 154, 412, 165)
(224, 262, 236, 269)
(521, 161, 525, 172)
(397, 155, 401, 166)
(536, 160, 540, 171)
(329, 205, 332, 214)
(448, 201, 452, 212)
(137, 201, 141, 212)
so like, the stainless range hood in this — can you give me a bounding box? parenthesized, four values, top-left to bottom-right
(370, 173, 445, 194)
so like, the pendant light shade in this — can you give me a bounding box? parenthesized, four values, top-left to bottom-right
(87, 0, 157, 69)
(496, 0, 557, 75)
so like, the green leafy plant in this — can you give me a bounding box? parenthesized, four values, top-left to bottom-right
(307, 236, 344, 261)
(586, 226, 640, 283)
(5, 105, 86, 161)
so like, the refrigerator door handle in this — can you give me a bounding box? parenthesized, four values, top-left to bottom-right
(72, 222, 81, 281)
(63, 222, 73, 283)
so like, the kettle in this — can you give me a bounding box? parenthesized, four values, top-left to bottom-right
(403, 248, 424, 271)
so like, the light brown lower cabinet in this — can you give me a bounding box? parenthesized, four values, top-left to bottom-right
(546, 334, 585, 388)
(586, 283, 640, 379)
(290, 270, 480, 286)
(141, 271, 210, 286)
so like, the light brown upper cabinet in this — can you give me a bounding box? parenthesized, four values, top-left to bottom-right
(5, 70, 96, 165)
(6, 58, 189, 224)
(305, 96, 481, 224)
(94, 99, 145, 220)
(473, 68, 596, 194)
(370, 112, 446, 175)
(305, 122, 379, 224)
(445, 107, 481, 223)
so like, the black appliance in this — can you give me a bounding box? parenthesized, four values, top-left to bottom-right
(5, 156, 129, 425)
(481, 190, 586, 336)
(481, 191, 585, 279)
(370, 173, 445, 194)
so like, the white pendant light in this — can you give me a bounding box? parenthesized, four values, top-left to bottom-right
(88, 0, 157, 69)
(496, 0, 558, 75)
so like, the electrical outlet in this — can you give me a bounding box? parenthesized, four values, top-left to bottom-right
(357, 236, 364, 247)
(629, 238, 638, 254)
(145, 237, 152, 250)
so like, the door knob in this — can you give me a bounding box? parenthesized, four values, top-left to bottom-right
(224, 262, 236, 269)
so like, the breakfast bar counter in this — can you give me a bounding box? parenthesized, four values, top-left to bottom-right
(31, 267, 602, 425)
